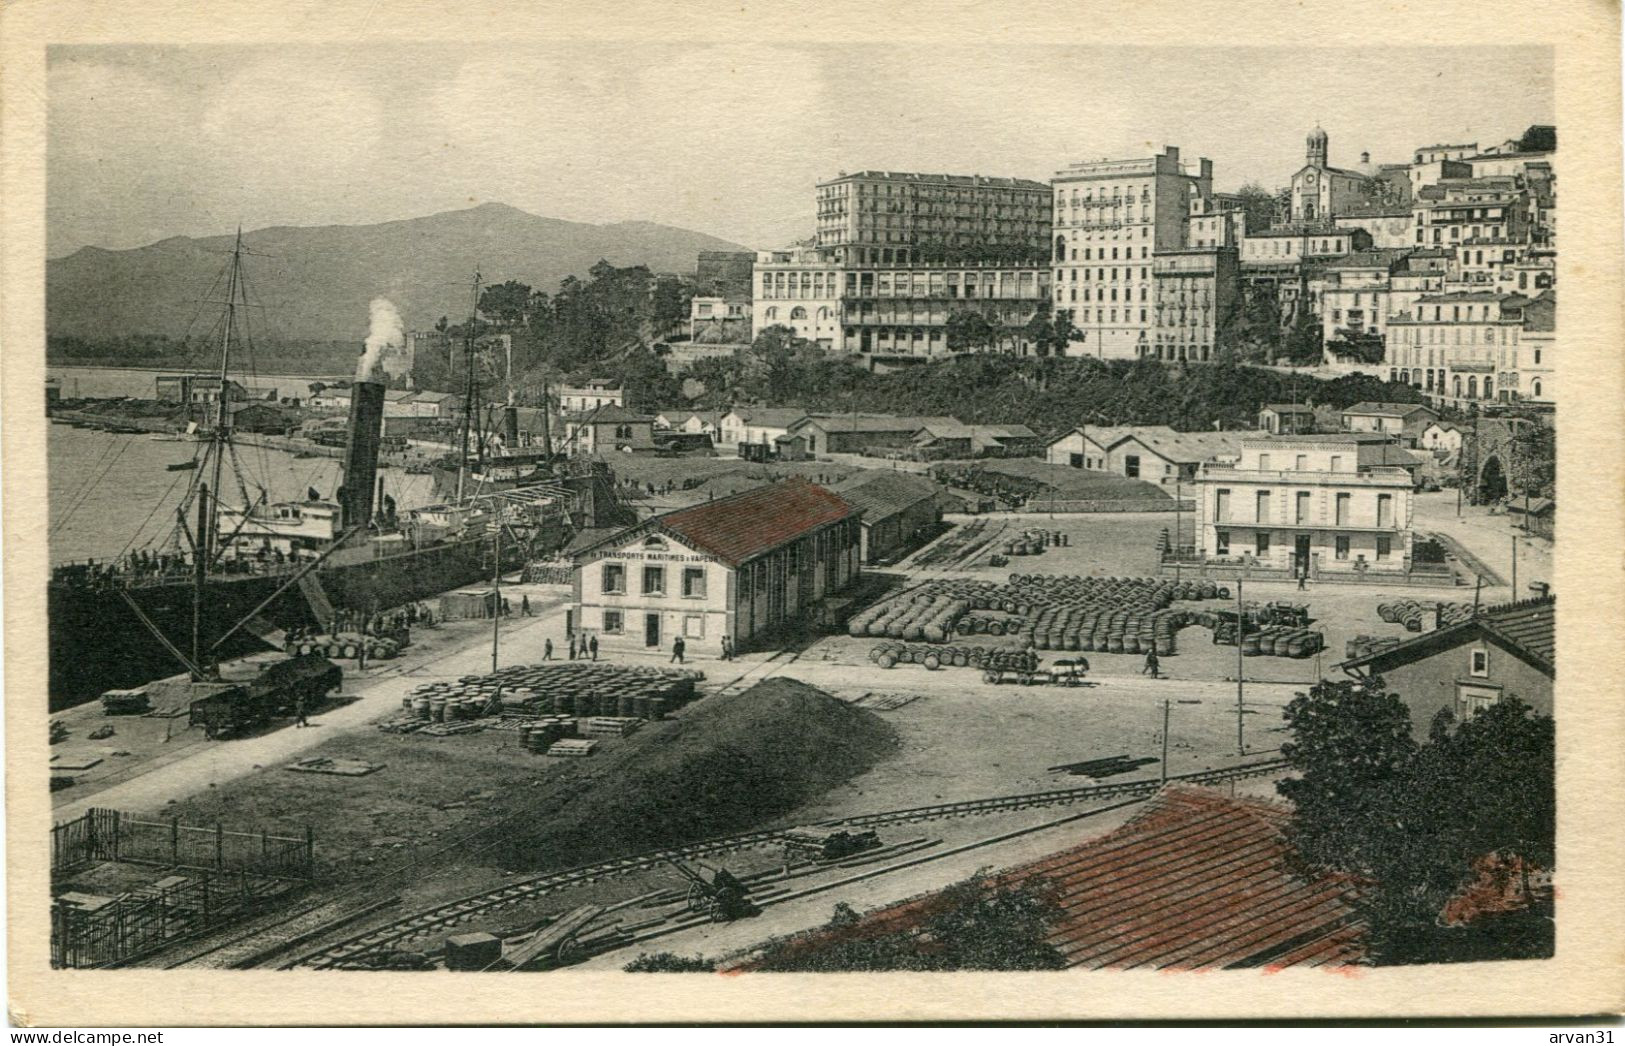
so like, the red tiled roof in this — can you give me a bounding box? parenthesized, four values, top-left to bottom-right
(731, 787, 1367, 972)
(657, 480, 852, 567)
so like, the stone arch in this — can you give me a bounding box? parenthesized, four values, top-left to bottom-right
(790, 306, 808, 320)
(1467, 376, 1478, 399)
(1531, 378, 1542, 398)
(1483, 376, 1494, 400)
(1453, 374, 1462, 398)
(1477, 454, 1508, 504)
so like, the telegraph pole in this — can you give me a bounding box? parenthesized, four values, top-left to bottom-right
(491, 515, 502, 674)
(1236, 577, 1245, 755)
(1161, 696, 1172, 783)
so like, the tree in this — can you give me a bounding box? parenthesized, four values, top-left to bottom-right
(1022, 301, 1079, 358)
(1234, 182, 1283, 232)
(1278, 676, 1419, 874)
(1278, 679, 1555, 964)
(945, 309, 998, 354)
(618, 344, 683, 412)
(747, 872, 1067, 972)
(478, 280, 536, 331)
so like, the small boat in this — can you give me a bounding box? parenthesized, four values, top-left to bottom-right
(166, 460, 199, 472)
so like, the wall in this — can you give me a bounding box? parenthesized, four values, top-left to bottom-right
(1372, 640, 1553, 735)
(574, 532, 734, 652)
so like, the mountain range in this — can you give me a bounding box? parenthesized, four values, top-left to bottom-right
(47, 203, 754, 344)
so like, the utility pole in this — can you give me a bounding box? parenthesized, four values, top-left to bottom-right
(1161, 697, 1171, 784)
(491, 514, 502, 674)
(1511, 533, 1517, 601)
(1236, 577, 1245, 756)
(1174, 475, 1183, 582)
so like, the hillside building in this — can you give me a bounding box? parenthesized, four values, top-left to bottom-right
(753, 245, 843, 349)
(559, 380, 623, 414)
(816, 171, 1052, 266)
(833, 471, 946, 563)
(1051, 146, 1215, 360)
(562, 403, 656, 455)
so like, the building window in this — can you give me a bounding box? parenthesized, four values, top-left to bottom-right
(682, 567, 706, 598)
(1335, 535, 1350, 560)
(1456, 683, 1500, 719)
(1255, 532, 1271, 556)
(1335, 493, 1351, 526)
(684, 614, 705, 639)
(642, 566, 665, 595)
(1471, 648, 1489, 677)
(1255, 490, 1271, 523)
(602, 562, 626, 594)
(1376, 534, 1392, 560)
(1258, 453, 1271, 471)
(1215, 488, 1231, 521)
(1296, 491, 1311, 524)
(1216, 530, 1230, 555)
(603, 609, 624, 634)
(1377, 493, 1393, 528)
(1124, 454, 1141, 478)
(1295, 454, 1307, 471)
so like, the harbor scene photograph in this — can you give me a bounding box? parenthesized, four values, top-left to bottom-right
(7, 0, 1622, 1032)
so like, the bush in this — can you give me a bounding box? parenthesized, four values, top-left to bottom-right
(624, 952, 717, 973)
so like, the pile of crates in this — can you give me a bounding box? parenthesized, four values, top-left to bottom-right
(518, 717, 579, 753)
(581, 717, 642, 739)
(398, 662, 703, 725)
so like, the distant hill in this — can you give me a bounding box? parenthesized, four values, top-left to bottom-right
(47, 203, 753, 344)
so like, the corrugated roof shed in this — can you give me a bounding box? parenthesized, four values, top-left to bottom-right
(658, 480, 851, 567)
(734, 407, 812, 429)
(834, 471, 941, 522)
(1343, 401, 1436, 418)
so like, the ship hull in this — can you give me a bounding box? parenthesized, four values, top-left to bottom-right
(48, 521, 564, 710)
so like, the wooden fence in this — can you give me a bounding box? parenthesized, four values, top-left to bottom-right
(53, 808, 314, 881)
(52, 868, 304, 968)
(1018, 498, 1196, 514)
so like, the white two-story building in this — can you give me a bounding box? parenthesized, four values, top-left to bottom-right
(1195, 433, 1415, 578)
(570, 480, 860, 654)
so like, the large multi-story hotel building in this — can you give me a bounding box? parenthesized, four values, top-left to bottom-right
(838, 262, 1052, 364)
(815, 171, 1052, 266)
(1050, 146, 1215, 359)
(753, 244, 845, 350)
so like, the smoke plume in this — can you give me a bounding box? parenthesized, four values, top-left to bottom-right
(357, 297, 404, 381)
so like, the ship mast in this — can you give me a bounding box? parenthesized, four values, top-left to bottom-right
(192, 227, 246, 678)
(456, 269, 482, 502)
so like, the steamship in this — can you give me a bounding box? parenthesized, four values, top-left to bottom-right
(47, 241, 622, 708)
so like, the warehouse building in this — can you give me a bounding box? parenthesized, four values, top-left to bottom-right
(571, 480, 860, 654)
(833, 471, 945, 563)
(1339, 596, 1554, 733)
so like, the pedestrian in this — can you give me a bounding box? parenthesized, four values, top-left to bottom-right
(1297, 571, 1307, 591)
(589, 634, 599, 661)
(721, 635, 733, 661)
(294, 691, 309, 728)
(1143, 649, 1161, 679)
(521, 594, 532, 616)
(671, 636, 686, 664)
(568, 636, 577, 660)
(544, 637, 554, 660)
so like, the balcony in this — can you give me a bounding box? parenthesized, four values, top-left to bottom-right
(1198, 466, 1413, 487)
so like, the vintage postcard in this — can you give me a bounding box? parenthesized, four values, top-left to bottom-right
(4, 0, 1622, 1026)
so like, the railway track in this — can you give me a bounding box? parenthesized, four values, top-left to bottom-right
(278, 757, 1288, 971)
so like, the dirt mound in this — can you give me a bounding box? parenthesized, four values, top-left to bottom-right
(487, 677, 898, 871)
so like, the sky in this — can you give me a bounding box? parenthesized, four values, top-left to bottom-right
(47, 43, 1554, 258)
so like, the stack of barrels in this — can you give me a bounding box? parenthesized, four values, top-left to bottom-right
(1378, 599, 1475, 633)
(1346, 634, 1403, 660)
(852, 575, 1236, 663)
(869, 642, 1038, 673)
(1241, 626, 1325, 659)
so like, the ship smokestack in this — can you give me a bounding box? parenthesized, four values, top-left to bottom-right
(341, 380, 386, 530)
(502, 405, 519, 447)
